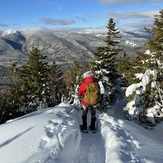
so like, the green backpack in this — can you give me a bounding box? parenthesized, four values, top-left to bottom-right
(83, 82, 100, 105)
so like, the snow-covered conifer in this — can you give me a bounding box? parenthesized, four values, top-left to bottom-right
(92, 18, 123, 108)
(124, 10, 163, 126)
(63, 60, 83, 103)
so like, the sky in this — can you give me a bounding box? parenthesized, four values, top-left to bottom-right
(0, 0, 163, 32)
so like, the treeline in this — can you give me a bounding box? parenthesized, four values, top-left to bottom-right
(0, 10, 162, 126)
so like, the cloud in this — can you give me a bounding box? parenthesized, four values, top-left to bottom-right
(104, 10, 158, 19)
(119, 20, 153, 32)
(98, 0, 162, 5)
(40, 18, 76, 26)
(75, 16, 87, 22)
(96, 10, 159, 31)
(18, 26, 97, 34)
(0, 23, 9, 27)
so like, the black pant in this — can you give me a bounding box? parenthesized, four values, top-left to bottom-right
(82, 106, 96, 118)
(82, 106, 96, 129)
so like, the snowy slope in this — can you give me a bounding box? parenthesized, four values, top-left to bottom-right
(0, 103, 163, 163)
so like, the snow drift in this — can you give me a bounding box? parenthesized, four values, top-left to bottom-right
(0, 103, 163, 163)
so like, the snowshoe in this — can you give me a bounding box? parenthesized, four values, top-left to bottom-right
(80, 125, 89, 133)
(91, 128, 97, 133)
(89, 126, 97, 133)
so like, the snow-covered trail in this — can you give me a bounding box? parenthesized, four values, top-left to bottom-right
(38, 104, 106, 163)
(76, 111, 105, 163)
(77, 129, 105, 163)
(1, 103, 163, 163)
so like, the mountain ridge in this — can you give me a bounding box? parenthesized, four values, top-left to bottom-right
(0, 29, 149, 64)
(0, 29, 149, 85)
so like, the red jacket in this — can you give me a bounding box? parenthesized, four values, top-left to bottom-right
(78, 77, 96, 106)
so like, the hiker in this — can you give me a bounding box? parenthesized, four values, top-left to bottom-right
(78, 70, 100, 132)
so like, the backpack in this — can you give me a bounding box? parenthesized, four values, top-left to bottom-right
(83, 82, 100, 105)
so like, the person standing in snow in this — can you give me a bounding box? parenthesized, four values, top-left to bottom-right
(78, 70, 100, 132)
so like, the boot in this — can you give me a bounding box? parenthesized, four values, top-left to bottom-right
(81, 115, 87, 130)
(89, 117, 96, 130)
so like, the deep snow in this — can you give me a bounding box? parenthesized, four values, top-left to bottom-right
(0, 102, 163, 163)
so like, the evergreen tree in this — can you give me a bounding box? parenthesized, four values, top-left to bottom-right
(116, 52, 136, 86)
(0, 62, 25, 124)
(7, 62, 25, 110)
(47, 61, 64, 106)
(0, 48, 81, 123)
(124, 10, 163, 126)
(63, 60, 83, 103)
(132, 10, 163, 79)
(145, 10, 163, 61)
(18, 47, 50, 110)
(92, 18, 123, 107)
(0, 48, 65, 123)
(145, 9, 163, 83)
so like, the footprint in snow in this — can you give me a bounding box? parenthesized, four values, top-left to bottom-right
(44, 125, 55, 138)
(49, 119, 60, 126)
(39, 137, 49, 148)
(45, 120, 61, 138)
(56, 111, 65, 118)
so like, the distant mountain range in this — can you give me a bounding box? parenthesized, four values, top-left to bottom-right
(0, 29, 150, 86)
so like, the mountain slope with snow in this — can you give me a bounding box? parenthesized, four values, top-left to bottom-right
(0, 103, 163, 163)
(0, 29, 148, 65)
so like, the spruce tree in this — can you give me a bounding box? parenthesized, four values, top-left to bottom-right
(92, 18, 122, 107)
(124, 10, 163, 126)
(0, 62, 26, 123)
(116, 52, 134, 86)
(19, 47, 49, 110)
(63, 60, 83, 103)
(146, 10, 163, 61)
(132, 10, 163, 78)
(47, 61, 64, 106)
(0, 48, 64, 123)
